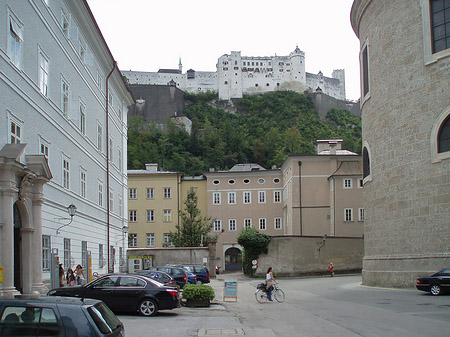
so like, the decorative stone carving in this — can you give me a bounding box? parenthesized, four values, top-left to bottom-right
(18, 172, 37, 200)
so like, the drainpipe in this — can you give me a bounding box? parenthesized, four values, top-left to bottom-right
(298, 161, 302, 236)
(106, 61, 117, 273)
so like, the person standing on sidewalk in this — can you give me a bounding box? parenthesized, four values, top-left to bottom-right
(265, 267, 277, 301)
(328, 262, 335, 277)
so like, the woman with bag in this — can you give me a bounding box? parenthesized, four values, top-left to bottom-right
(265, 267, 277, 301)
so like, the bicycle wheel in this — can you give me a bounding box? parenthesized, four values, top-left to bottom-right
(274, 288, 285, 303)
(255, 289, 267, 303)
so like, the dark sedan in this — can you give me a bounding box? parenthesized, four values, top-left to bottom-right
(48, 274, 179, 316)
(416, 268, 450, 295)
(136, 270, 178, 287)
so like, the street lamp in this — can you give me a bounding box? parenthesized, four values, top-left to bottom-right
(56, 204, 77, 234)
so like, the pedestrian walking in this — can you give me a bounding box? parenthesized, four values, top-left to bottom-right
(75, 264, 85, 285)
(66, 268, 75, 286)
(328, 262, 335, 277)
(59, 264, 65, 287)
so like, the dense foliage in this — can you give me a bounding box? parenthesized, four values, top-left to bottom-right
(237, 228, 271, 276)
(127, 91, 361, 174)
(182, 284, 215, 301)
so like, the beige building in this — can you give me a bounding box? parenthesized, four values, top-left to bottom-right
(351, 0, 450, 287)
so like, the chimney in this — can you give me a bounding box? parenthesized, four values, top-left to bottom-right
(209, 168, 215, 172)
(329, 143, 337, 155)
(145, 163, 158, 172)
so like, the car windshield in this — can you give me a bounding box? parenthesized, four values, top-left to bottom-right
(88, 302, 122, 334)
(183, 266, 194, 273)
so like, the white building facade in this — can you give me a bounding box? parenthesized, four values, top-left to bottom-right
(0, 0, 133, 297)
(123, 47, 346, 101)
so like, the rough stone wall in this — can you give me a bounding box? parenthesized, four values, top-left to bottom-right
(351, 0, 450, 287)
(255, 236, 363, 277)
(308, 92, 360, 120)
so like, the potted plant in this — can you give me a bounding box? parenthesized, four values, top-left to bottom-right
(182, 284, 215, 307)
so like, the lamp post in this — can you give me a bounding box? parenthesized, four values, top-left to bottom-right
(56, 204, 77, 234)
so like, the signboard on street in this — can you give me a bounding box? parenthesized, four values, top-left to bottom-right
(223, 279, 238, 302)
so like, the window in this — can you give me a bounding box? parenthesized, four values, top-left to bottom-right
(146, 233, 155, 247)
(163, 209, 172, 222)
(363, 146, 371, 179)
(228, 192, 236, 204)
(163, 234, 172, 246)
(118, 195, 122, 215)
(244, 218, 252, 229)
(258, 191, 266, 204)
(438, 115, 450, 153)
(229, 219, 237, 231)
(258, 178, 265, 184)
(228, 179, 235, 185)
(79, 40, 86, 62)
(243, 191, 251, 204)
(343, 179, 353, 189)
(213, 179, 220, 185)
(259, 218, 266, 230)
(146, 188, 154, 199)
(64, 238, 70, 269)
(61, 79, 69, 117)
(62, 158, 70, 189)
(430, 0, 450, 53)
(243, 179, 250, 184)
(163, 187, 171, 199)
(99, 244, 104, 268)
(39, 138, 49, 158)
(109, 137, 113, 162)
(345, 208, 353, 222)
(98, 182, 103, 207)
(213, 192, 221, 205)
(42, 235, 50, 270)
(146, 209, 155, 222)
(109, 190, 113, 212)
(358, 178, 364, 188)
(10, 119, 21, 144)
(8, 14, 22, 68)
(359, 208, 365, 222)
(274, 191, 281, 203)
(361, 42, 370, 99)
(80, 101, 86, 134)
(129, 233, 137, 248)
(80, 169, 86, 198)
(108, 92, 113, 106)
(129, 210, 137, 222)
(61, 11, 70, 37)
(97, 71, 103, 90)
(274, 217, 282, 230)
(118, 148, 123, 171)
(39, 51, 49, 96)
(214, 219, 222, 232)
(129, 188, 137, 199)
(97, 123, 103, 152)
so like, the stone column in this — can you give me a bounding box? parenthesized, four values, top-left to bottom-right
(208, 239, 217, 278)
(31, 181, 47, 295)
(21, 226, 34, 296)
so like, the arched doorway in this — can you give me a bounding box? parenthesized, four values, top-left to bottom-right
(224, 247, 242, 271)
(13, 203, 22, 293)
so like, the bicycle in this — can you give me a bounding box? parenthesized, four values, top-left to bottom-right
(255, 282, 285, 303)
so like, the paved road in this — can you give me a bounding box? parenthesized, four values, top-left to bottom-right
(118, 274, 450, 337)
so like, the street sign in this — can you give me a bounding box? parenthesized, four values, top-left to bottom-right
(252, 260, 258, 266)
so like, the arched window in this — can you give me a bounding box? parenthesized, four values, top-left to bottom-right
(438, 116, 450, 153)
(363, 146, 370, 179)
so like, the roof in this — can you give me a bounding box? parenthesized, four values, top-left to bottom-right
(318, 149, 358, 155)
(158, 69, 182, 74)
(329, 161, 363, 177)
(128, 170, 179, 175)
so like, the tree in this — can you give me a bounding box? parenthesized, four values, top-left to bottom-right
(237, 228, 271, 276)
(169, 188, 214, 247)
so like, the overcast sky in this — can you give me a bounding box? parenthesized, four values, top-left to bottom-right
(87, 0, 361, 101)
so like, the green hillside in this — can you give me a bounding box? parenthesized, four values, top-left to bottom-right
(127, 91, 361, 175)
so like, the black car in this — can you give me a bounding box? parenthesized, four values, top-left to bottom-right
(0, 296, 123, 336)
(416, 268, 450, 295)
(136, 270, 178, 287)
(48, 274, 179, 316)
(178, 265, 210, 284)
(148, 266, 188, 288)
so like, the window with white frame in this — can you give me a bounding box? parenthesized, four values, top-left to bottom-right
(229, 219, 237, 231)
(80, 101, 86, 135)
(163, 187, 171, 199)
(61, 11, 70, 37)
(258, 191, 266, 203)
(146, 233, 155, 247)
(118, 195, 122, 215)
(259, 218, 266, 230)
(213, 192, 221, 205)
(228, 192, 236, 204)
(98, 182, 103, 207)
(61, 78, 69, 117)
(430, 0, 450, 53)
(146, 209, 155, 222)
(343, 179, 353, 189)
(244, 218, 252, 229)
(10, 118, 21, 144)
(39, 137, 49, 158)
(39, 51, 49, 96)
(118, 148, 122, 171)
(97, 122, 103, 152)
(163, 209, 172, 222)
(129, 188, 137, 199)
(99, 244, 104, 268)
(82, 241, 87, 267)
(146, 188, 154, 199)
(344, 208, 353, 222)
(109, 137, 113, 162)
(63, 238, 70, 269)
(128, 233, 137, 247)
(274, 191, 281, 203)
(42, 235, 50, 270)
(358, 178, 364, 188)
(163, 233, 172, 246)
(79, 40, 86, 63)
(214, 219, 222, 232)
(8, 13, 23, 68)
(361, 42, 370, 100)
(62, 157, 70, 189)
(80, 169, 86, 198)
(109, 190, 114, 212)
(243, 191, 251, 204)
(359, 208, 365, 222)
(108, 92, 113, 106)
(129, 210, 137, 222)
(97, 71, 103, 90)
(274, 217, 282, 230)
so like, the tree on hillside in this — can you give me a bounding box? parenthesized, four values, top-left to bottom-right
(169, 187, 214, 247)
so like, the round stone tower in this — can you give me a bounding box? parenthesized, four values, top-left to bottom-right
(351, 0, 450, 287)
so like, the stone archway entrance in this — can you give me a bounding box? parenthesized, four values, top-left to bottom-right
(13, 203, 22, 293)
(224, 247, 242, 271)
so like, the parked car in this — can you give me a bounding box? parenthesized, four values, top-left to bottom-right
(147, 266, 188, 288)
(136, 270, 178, 287)
(178, 265, 210, 284)
(48, 274, 179, 316)
(0, 296, 124, 336)
(416, 268, 450, 295)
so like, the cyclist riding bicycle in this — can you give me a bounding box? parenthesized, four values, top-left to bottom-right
(265, 267, 278, 301)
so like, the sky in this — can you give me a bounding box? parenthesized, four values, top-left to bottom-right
(87, 0, 361, 101)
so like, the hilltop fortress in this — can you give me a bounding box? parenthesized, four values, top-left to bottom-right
(123, 47, 346, 101)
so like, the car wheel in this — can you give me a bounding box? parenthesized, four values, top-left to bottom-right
(138, 299, 158, 316)
(196, 280, 202, 285)
(430, 284, 441, 296)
